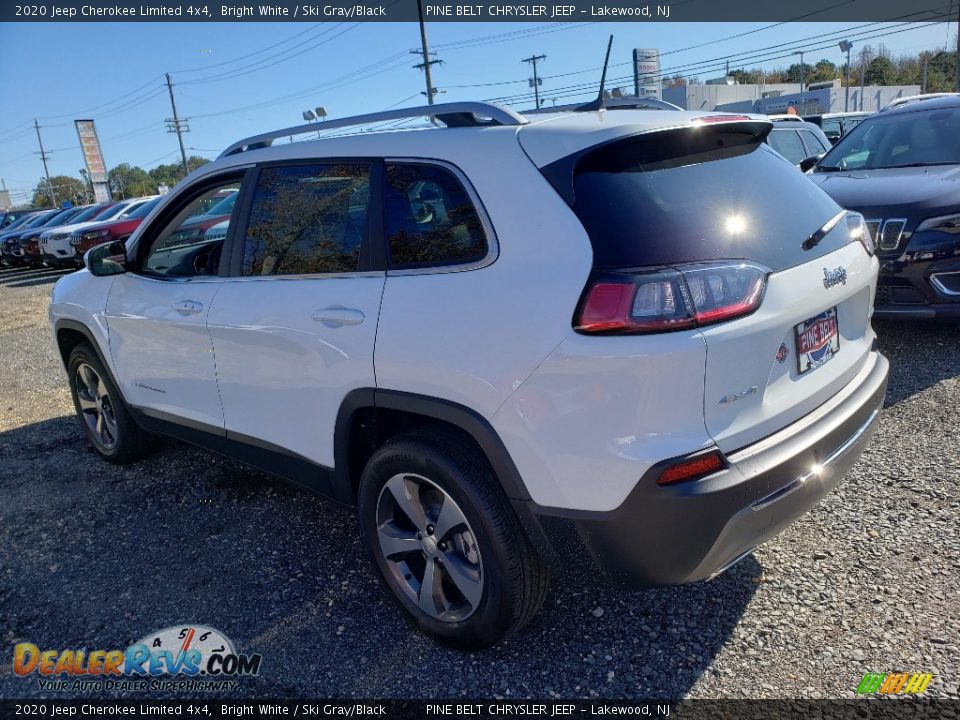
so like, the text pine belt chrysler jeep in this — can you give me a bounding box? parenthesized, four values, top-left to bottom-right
(50, 101, 889, 649)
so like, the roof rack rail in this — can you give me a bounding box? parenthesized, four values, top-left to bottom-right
(767, 114, 806, 122)
(525, 97, 682, 114)
(219, 101, 528, 157)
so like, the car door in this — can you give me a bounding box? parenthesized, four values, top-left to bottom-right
(206, 161, 384, 490)
(105, 172, 248, 430)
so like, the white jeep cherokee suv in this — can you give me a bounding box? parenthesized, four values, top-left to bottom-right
(49, 102, 889, 649)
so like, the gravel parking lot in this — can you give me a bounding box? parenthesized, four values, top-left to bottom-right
(0, 265, 958, 700)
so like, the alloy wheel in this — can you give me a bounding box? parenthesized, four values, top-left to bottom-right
(75, 363, 119, 451)
(376, 473, 484, 622)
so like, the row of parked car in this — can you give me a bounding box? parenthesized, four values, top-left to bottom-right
(0, 196, 162, 269)
(5, 93, 960, 322)
(0, 185, 244, 271)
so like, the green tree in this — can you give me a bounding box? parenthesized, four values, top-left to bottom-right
(31, 175, 87, 208)
(808, 59, 838, 83)
(148, 156, 210, 189)
(865, 56, 896, 86)
(109, 163, 156, 199)
(784, 63, 814, 84)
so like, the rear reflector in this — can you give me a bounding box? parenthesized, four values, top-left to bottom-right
(575, 261, 768, 334)
(657, 450, 725, 485)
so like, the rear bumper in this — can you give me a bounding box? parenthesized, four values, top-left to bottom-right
(530, 350, 888, 588)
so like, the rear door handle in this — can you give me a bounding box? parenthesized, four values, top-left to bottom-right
(173, 300, 204, 315)
(311, 307, 365, 328)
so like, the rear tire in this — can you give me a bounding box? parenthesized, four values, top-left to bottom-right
(67, 342, 156, 464)
(357, 429, 549, 650)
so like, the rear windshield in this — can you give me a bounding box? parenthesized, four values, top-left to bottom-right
(548, 126, 847, 272)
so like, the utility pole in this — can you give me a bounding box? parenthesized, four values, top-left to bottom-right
(858, 48, 871, 111)
(33, 119, 57, 208)
(955, 2, 959, 93)
(164, 73, 190, 177)
(922, 54, 929, 94)
(522, 54, 547, 108)
(413, 0, 440, 104)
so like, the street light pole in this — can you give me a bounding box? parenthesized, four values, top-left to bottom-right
(839, 40, 853, 112)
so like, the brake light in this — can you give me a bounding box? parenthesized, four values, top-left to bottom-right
(658, 450, 725, 485)
(575, 261, 768, 334)
(691, 114, 753, 125)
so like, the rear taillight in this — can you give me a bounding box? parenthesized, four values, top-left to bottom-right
(575, 261, 768, 334)
(658, 450, 726, 485)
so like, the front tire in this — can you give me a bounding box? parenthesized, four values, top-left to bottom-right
(67, 342, 155, 464)
(357, 429, 549, 650)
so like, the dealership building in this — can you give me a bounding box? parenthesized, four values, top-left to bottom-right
(662, 79, 921, 114)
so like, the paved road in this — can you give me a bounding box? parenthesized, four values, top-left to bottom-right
(0, 264, 957, 700)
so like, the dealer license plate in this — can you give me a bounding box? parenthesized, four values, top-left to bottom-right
(795, 307, 839, 374)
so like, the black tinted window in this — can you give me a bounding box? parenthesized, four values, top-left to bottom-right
(560, 128, 845, 273)
(243, 164, 370, 276)
(385, 163, 487, 268)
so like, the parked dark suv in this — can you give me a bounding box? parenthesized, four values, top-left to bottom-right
(807, 96, 960, 319)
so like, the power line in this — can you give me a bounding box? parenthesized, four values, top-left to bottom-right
(484, 17, 952, 106)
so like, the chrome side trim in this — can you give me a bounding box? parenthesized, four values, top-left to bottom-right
(930, 271, 960, 297)
(750, 407, 879, 512)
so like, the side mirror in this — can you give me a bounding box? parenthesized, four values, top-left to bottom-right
(84, 240, 129, 277)
(799, 153, 825, 173)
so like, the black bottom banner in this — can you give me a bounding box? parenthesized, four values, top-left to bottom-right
(1, 699, 957, 719)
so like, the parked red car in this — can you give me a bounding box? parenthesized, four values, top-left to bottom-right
(70, 197, 162, 263)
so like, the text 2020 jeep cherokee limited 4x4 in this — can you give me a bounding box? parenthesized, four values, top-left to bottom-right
(49, 101, 889, 649)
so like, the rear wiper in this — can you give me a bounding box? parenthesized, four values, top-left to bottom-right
(802, 210, 846, 251)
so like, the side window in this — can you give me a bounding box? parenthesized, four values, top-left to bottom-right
(385, 163, 488, 269)
(767, 129, 807, 165)
(799, 129, 829, 156)
(141, 178, 243, 278)
(242, 164, 370, 276)
(821, 119, 842, 143)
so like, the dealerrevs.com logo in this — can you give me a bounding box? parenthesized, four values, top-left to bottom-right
(13, 625, 262, 692)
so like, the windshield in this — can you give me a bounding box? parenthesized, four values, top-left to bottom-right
(43, 207, 81, 226)
(22, 211, 56, 228)
(70, 205, 106, 223)
(126, 197, 161, 219)
(3, 213, 37, 231)
(818, 106, 960, 170)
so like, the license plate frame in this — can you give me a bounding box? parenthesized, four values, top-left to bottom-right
(795, 307, 840, 375)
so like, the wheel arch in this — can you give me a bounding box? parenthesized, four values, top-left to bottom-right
(333, 388, 532, 507)
(54, 319, 111, 372)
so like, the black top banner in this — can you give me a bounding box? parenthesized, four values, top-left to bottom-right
(1, 0, 954, 22)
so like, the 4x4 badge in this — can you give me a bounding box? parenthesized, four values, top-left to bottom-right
(823, 266, 848, 288)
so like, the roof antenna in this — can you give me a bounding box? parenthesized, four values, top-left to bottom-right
(576, 35, 614, 112)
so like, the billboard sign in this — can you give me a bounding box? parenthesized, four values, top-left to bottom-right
(633, 48, 661, 99)
(74, 119, 112, 202)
